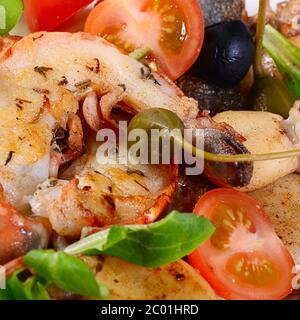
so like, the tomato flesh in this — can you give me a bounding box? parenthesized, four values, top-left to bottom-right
(226, 252, 280, 287)
(188, 189, 295, 300)
(24, 0, 94, 32)
(85, 0, 204, 80)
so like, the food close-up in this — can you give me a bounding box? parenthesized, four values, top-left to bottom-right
(0, 0, 299, 301)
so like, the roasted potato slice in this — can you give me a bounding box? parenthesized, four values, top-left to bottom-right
(93, 256, 219, 300)
(250, 173, 300, 263)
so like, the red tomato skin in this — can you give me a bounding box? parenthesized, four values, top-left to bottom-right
(24, 0, 94, 32)
(188, 189, 296, 300)
(189, 250, 233, 299)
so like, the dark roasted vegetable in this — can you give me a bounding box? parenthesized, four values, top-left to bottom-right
(198, 0, 245, 27)
(177, 75, 245, 116)
(169, 165, 215, 213)
(190, 20, 254, 88)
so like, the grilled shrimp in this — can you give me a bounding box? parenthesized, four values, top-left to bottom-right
(0, 31, 253, 237)
(30, 149, 177, 238)
(0, 33, 251, 209)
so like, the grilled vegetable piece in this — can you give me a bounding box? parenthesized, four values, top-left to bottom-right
(250, 173, 300, 263)
(213, 111, 298, 192)
(198, 0, 245, 27)
(92, 256, 219, 300)
(177, 75, 245, 116)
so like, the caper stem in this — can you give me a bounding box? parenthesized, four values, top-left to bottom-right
(254, 0, 268, 77)
(174, 136, 300, 163)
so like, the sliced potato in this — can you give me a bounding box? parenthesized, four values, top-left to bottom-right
(213, 111, 298, 192)
(250, 173, 300, 263)
(93, 256, 219, 300)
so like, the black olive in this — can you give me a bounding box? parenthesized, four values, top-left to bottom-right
(190, 20, 254, 88)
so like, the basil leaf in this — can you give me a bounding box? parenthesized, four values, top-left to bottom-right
(0, 284, 13, 300)
(24, 250, 108, 298)
(0, 269, 50, 300)
(0, 0, 23, 35)
(65, 211, 215, 268)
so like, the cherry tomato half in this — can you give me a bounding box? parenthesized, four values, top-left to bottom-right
(189, 189, 295, 300)
(85, 0, 204, 80)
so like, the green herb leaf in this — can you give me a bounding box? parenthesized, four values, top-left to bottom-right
(0, 269, 50, 300)
(65, 211, 215, 268)
(24, 250, 108, 298)
(0, 0, 24, 35)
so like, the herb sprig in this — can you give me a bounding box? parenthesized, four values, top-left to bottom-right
(0, 211, 215, 300)
(65, 211, 215, 268)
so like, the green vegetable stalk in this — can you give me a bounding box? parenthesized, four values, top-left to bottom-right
(248, 0, 295, 119)
(263, 24, 300, 99)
